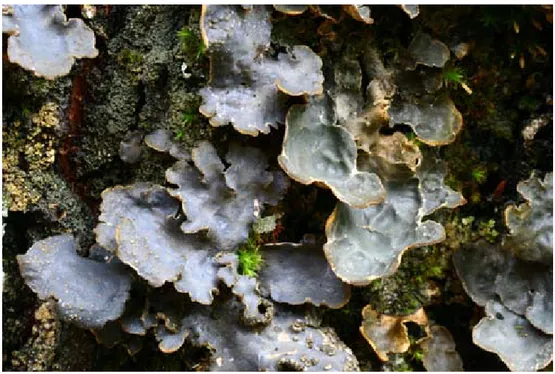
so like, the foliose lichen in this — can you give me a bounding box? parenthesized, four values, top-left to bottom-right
(3, 103, 60, 212)
(453, 172, 553, 371)
(166, 141, 289, 251)
(324, 154, 465, 285)
(2, 5, 98, 79)
(199, 5, 324, 135)
(17, 235, 132, 329)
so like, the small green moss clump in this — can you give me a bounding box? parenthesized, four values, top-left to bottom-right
(471, 166, 488, 184)
(477, 219, 500, 243)
(442, 65, 465, 85)
(405, 131, 423, 148)
(237, 234, 263, 277)
(442, 64, 472, 94)
(117, 49, 144, 72)
(364, 245, 450, 316)
(443, 215, 501, 250)
(176, 26, 204, 60)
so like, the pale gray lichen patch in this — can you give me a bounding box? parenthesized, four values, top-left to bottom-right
(95, 183, 220, 304)
(95, 182, 163, 253)
(421, 325, 463, 371)
(115, 186, 219, 304)
(2, 5, 98, 79)
(324, 152, 464, 285)
(119, 130, 144, 164)
(166, 141, 288, 251)
(180, 299, 359, 371)
(503, 172, 553, 265)
(144, 129, 191, 161)
(155, 324, 189, 354)
(216, 253, 273, 325)
(258, 242, 351, 308)
(416, 152, 467, 215)
(494, 260, 553, 334)
(473, 301, 553, 372)
(278, 96, 385, 208)
(454, 173, 553, 339)
(454, 241, 553, 335)
(17, 235, 131, 329)
(452, 242, 504, 307)
(399, 5, 419, 19)
(324, 179, 446, 285)
(388, 95, 463, 146)
(273, 5, 309, 15)
(121, 313, 148, 336)
(199, 5, 324, 135)
(343, 5, 373, 24)
(408, 32, 450, 68)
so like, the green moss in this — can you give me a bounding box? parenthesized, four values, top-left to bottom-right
(383, 354, 414, 372)
(363, 245, 450, 316)
(406, 132, 423, 148)
(117, 49, 144, 71)
(362, 215, 501, 317)
(176, 26, 204, 59)
(237, 233, 263, 277)
(442, 214, 502, 259)
(180, 112, 200, 128)
(411, 349, 424, 362)
(471, 166, 488, 184)
(442, 65, 465, 86)
(477, 219, 500, 243)
(174, 129, 185, 141)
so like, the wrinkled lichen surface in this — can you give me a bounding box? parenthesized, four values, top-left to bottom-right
(2, 5, 98, 79)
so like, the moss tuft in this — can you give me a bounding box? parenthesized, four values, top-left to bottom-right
(237, 234, 263, 277)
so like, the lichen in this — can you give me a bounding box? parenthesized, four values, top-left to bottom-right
(199, 5, 324, 135)
(324, 155, 464, 285)
(388, 95, 463, 146)
(359, 306, 429, 362)
(504, 172, 553, 264)
(278, 95, 386, 208)
(407, 32, 451, 69)
(4, 4, 552, 372)
(2, 5, 98, 79)
(421, 325, 463, 371)
(166, 141, 288, 251)
(10, 301, 60, 371)
(179, 298, 359, 371)
(453, 172, 553, 370)
(95, 183, 220, 304)
(17, 235, 132, 328)
(258, 242, 351, 308)
(216, 253, 273, 325)
(473, 301, 553, 372)
(2, 103, 60, 211)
